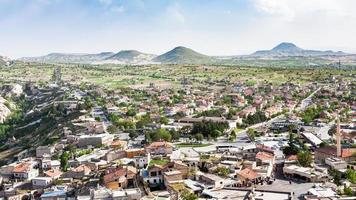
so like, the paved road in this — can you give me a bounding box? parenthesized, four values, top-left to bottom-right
(296, 87, 321, 112)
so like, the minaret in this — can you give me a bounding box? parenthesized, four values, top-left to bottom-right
(336, 116, 341, 157)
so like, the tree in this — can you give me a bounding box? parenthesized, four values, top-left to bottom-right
(283, 133, 300, 155)
(60, 151, 70, 172)
(344, 186, 355, 196)
(159, 116, 169, 125)
(345, 169, 356, 184)
(149, 128, 172, 142)
(170, 130, 180, 141)
(180, 189, 198, 200)
(107, 125, 118, 134)
(195, 133, 204, 143)
(126, 108, 137, 117)
(297, 150, 312, 167)
(247, 128, 255, 141)
(215, 166, 230, 177)
(229, 130, 237, 141)
(329, 168, 342, 185)
(191, 120, 228, 138)
(211, 129, 221, 139)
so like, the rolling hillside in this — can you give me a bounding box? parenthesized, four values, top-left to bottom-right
(252, 42, 347, 57)
(19, 52, 115, 64)
(153, 46, 214, 64)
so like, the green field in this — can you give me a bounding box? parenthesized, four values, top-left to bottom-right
(1, 62, 353, 89)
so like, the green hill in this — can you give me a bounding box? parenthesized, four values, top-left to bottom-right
(153, 46, 214, 64)
(107, 50, 144, 60)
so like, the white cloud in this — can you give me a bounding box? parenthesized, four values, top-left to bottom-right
(98, 0, 112, 6)
(110, 5, 125, 13)
(252, 0, 356, 21)
(166, 4, 185, 24)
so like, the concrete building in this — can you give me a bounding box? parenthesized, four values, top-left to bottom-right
(78, 134, 114, 147)
(32, 177, 53, 188)
(36, 146, 55, 158)
(325, 157, 347, 170)
(163, 170, 183, 187)
(283, 165, 328, 182)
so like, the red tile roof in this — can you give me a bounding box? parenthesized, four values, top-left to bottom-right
(316, 146, 356, 158)
(286, 155, 298, 161)
(13, 163, 31, 173)
(238, 168, 260, 180)
(256, 152, 274, 161)
(146, 141, 173, 148)
(72, 165, 91, 173)
(44, 169, 62, 178)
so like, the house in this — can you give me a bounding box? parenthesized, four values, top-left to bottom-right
(143, 165, 165, 187)
(145, 142, 173, 155)
(64, 165, 91, 179)
(265, 104, 283, 118)
(13, 162, 39, 181)
(125, 148, 145, 158)
(283, 165, 328, 182)
(238, 106, 256, 118)
(104, 150, 127, 162)
(134, 153, 151, 169)
(237, 168, 261, 186)
(255, 152, 275, 165)
(32, 177, 53, 188)
(197, 172, 225, 189)
(254, 152, 275, 178)
(89, 187, 142, 200)
(110, 140, 128, 150)
(44, 169, 62, 180)
(36, 146, 55, 158)
(86, 121, 107, 134)
(243, 87, 254, 96)
(325, 157, 347, 170)
(163, 170, 183, 187)
(172, 161, 189, 179)
(42, 160, 61, 170)
(77, 134, 114, 147)
(103, 166, 138, 190)
(315, 146, 356, 162)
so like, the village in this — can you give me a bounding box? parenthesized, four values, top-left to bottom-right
(0, 67, 355, 200)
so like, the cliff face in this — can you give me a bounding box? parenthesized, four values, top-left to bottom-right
(0, 97, 11, 123)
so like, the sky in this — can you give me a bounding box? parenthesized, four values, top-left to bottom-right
(1, 0, 356, 58)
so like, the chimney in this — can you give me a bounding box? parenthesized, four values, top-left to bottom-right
(336, 116, 341, 157)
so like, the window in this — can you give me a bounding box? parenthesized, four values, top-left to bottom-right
(153, 179, 157, 183)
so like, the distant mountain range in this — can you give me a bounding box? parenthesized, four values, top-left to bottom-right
(0, 55, 10, 66)
(19, 52, 115, 64)
(98, 50, 156, 65)
(16, 42, 350, 65)
(252, 42, 347, 57)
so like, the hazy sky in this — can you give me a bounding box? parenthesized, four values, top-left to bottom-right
(1, 0, 356, 58)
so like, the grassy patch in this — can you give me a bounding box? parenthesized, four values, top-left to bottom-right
(149, 158, 170, 166)
(175, 143, 212, 148)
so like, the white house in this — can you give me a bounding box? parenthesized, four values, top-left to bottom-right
(134, 153, 151, 169)
(13, 163, 39, 180)
(32, 177, 53, 188)
(42, 160, 61, 170)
